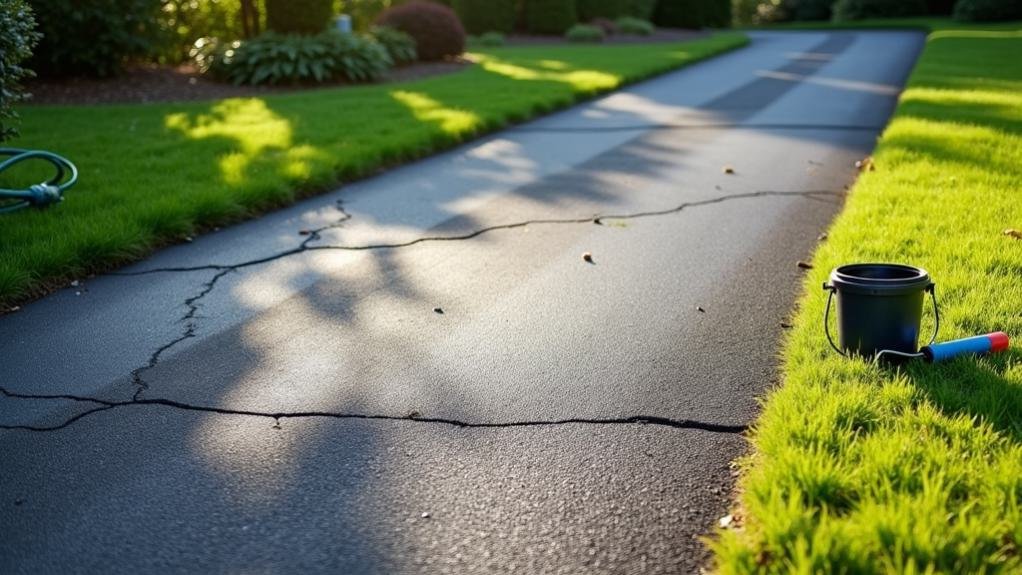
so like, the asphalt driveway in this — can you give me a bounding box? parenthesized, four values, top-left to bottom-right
(0, 31, 923, 574)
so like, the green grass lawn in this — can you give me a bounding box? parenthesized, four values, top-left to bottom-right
(713, 21, 1022, 574)
(0, 34, 746, 306)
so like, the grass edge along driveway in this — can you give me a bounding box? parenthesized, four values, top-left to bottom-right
(0, 33, 746, 307)
(712, 20, 1022, 574)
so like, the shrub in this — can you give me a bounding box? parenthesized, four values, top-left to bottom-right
(576, 0, 658, 20)
(832, 0, 928, 20)
(565, 23, 606, 41)
(375, 1, 465, 61)
(654, 0, 731, 27)
(590, 17, 619, 34)
(452, 0, 516, 33)
(525, 0, 578, 34)
(926, 0, 955, 14)
(369, 25, 417, 64)
(28, 0, 163, 77)
(478, 31, 507, 46)
(265, 0, 334, 34)
(0, 0, 40, 142)
(615, 16, 654, 34)
(207, 31, 392, 85)
(953, 0, 1022, 20)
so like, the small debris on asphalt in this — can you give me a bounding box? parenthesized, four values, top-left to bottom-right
(8, 306, 20, 313)
(406, 410, 421, 419)
(797, 261, 814, 270)
(298, 229, 312, 236)
(722, 166, 735, 174)
(582, 252, 593, 263)
(433, 307, 444, 314)
(272, 419, 281, 430)
(855, 157, 875, 172)
(818, 233, 828, 241)
(421, 512, 431, 519)
(696, 306, 705, 313)
(75, 291, 81, 296)
(719, 514, 734, 528)
(70, 280, 80, 287)
(184, 236, 194, 243)
(14, 498, 24, 506)
(1004, 229, 1022, 240)
(780, 322, 793, 329)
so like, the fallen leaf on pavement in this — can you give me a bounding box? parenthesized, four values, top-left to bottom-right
(582, 252, 594, 263)
(722, 166, 735, 174)
(797, 261, 814, 270)
(855, 157, 875, 172)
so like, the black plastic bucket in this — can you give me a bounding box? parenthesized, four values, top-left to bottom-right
(823, 263, 938, 358)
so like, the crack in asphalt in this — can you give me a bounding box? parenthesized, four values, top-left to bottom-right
(509, 122, 887, 134)
(7, 189, 840, 431)
(116, 190, 842, 276)
(0, 386, 749, 434)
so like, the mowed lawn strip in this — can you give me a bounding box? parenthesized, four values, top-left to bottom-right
(0, 34, 747, 306)
(713, 22, 1022, 573)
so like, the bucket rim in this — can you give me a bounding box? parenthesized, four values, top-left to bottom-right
(829, 262, 931, 295)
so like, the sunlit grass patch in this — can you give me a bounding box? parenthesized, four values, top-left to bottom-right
(713, 20, 1022, 574)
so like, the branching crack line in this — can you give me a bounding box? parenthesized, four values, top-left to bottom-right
(0, 386, 748, 434)
(510, 122, 886, 134)
(116, 190, 842, 276)
(38, 189, 840, 419)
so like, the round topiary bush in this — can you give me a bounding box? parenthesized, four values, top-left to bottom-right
(832, 0, 928, 20)
(376, 0, 465, 61)
(565, 23, 605, 42)
(453, 0, 516, 33)
(953, 0, 1022, 20)
(525, 0, 578, 34)
(265, 0, 334, 34)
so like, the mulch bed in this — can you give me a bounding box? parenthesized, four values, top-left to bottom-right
(25, 60, 472, 106)
(25, 29, 708, 106)
(504, 28, 709, 45)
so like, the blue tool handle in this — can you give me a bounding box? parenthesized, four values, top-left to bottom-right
(922, 332, 1008, 363)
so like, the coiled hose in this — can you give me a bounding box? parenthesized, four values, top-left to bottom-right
(0, 148, 78, 214)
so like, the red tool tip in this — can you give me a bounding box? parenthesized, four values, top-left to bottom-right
(988, 332, 1010, 353)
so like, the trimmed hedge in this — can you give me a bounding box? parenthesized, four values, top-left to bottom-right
(376, 0, 465, 61)
(452, 0, 516, 33)
(28, 0, 163, 78)
(265, 0, 334, 34)
(565, 23, 606, 41)
(953, 0, 1022, 21)
(833, 0, 929, 20)
(525, 0, 578, 34)
(653, 0, 731, 28)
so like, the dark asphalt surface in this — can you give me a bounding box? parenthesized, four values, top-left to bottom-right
(0, 31, 923, 573)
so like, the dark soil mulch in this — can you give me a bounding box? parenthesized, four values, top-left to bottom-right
(25, 30, 709, 106)
(25, 60, 472, 106)
(503, 28, 709, 46)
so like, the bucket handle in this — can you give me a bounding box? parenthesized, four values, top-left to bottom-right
(822, 282, 940, 357)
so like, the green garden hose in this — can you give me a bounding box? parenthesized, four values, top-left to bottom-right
(0, 148, 78, 214)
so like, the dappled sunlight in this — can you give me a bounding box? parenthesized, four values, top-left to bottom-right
(900, 87, 1022, 128)
(165, 98, 329, 188)
(476, 55, 619, 92)
(756, 69, 900, 95)
(928, 29, 1022, 42)
(390, 90, 481, 134)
